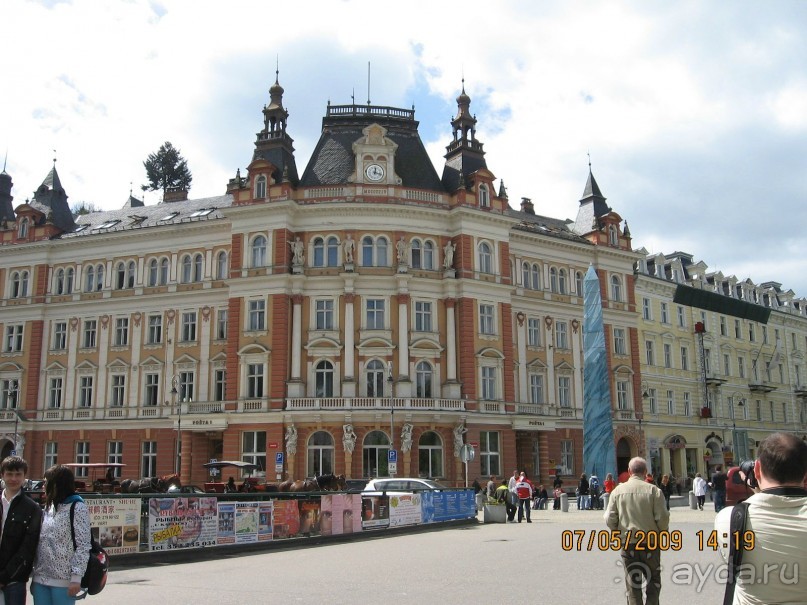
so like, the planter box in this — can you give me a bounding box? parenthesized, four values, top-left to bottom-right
(483, 504, 507, 523)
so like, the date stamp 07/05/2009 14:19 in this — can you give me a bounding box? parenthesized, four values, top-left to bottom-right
(560, 530, 756, 553)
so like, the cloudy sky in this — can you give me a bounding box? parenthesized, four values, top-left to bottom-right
(2, 0, 806, 296)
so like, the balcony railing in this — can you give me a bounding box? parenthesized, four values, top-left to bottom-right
(285, 397, 464, 411)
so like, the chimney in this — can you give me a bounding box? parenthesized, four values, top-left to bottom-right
(163, 187, 189, 203)
(520, 197, 534, 215)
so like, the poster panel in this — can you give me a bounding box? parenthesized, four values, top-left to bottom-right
(148, 497, 218, 551)
(216, 502, 235, 545)
(320, 494, 362, 536)
(87, 498, 140, 555)
(298, 499, 321, 536)
(422, 490, 476, 522)
(257, 501, 273, 542)
(388, 493, 422, 527)
(217, 500, 274, 544)
(272, 499, 301, 538)
(361, 495, 390, 529)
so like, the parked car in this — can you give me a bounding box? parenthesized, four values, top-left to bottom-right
(345, 479, 368, 493)
(362, 478, 447, 496)
(725, 466, 754, 506)
(166, 484, 206, 494)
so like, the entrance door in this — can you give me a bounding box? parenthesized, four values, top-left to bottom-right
(0, 440, 13, 459)
(616, 438, 633, 479)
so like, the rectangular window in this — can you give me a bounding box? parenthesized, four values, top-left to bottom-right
(315, 299, 334, 330)
(49, 377, 63, 408)
(144, 373, 159, 406)
(53, 321, 67, 350)
(529, 374, 544, 404)
(558, 376, 571, 407)
(645, 340, 655, 366)
(756, 400, 762, 421)
(242, 431, 267, 476)
(479, 431, 500, 477)
(82, 319, 97, 348)
(181, 311, 197, 342)
(216, 309, 228, 340)
(642, 298, 652, 320)
(616, 381, 629, 410)
(666, 390, 675, 415)
(683, 392, 691, 416)
(677, 306, 686, 328)
(560, 440, 574, 475)
(738, 357, 746, 379)
(663, 344, 672, 368)
(735, 319, 741, 339)
(142, 441, 157, 478)
(749, 323, 756, 343)
(723, 354, 731, 376)
(414, 301, 433, 332)
(44, 442, 58, 472)
(214, 369, 226, 402)
(700, 311, 708, 331)
(114, 317, 129, 346)
(108, 441, 123, 476)
(613, 328, 626, 355)
(660, 302, 669, 324)
(1, 379, 19, 409)
(704, 349, 711, 374)
(555, 321, 568, 349)
(78, 376, 93, 407)
(248, 299, 266, 331)
(762, 326, 768, 345)
(481, 366, 496, 400)
(680, 347, 689, 371)
(4, 325, 23, 352)
(647, 388, 657, 414)
(148, 315, 163, 344)
(178, 371, 195, 402)
(720, 316, 727, 336)
(75, 442, 90, 478)
(782, 402, 787, 424)
(366, 299, 386, 330)
(247, 364, 264, 398)
(479, 304, 495, 335)
(111, 375, 125, 407)
(527, 318, 541, 347)
(769, 401, 775, 422)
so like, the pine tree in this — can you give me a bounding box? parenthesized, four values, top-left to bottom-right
(142, 141, 192, 195)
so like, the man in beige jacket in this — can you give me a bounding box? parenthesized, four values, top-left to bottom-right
(604, 457, 670, 605)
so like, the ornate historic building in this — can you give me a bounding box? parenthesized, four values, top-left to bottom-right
(0, 77, 642, 487)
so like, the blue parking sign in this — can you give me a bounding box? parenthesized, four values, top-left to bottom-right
(275, 452, 285, 465)
(388, 449, 397, 463)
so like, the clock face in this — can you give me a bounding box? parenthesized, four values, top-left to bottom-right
(364, 163, 385, 182)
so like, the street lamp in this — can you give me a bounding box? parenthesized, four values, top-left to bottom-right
(729, 392, 746, 462)
(170, 376, 182, 476)
(12, 409, 26, 454)
(387, 361, 394, 476)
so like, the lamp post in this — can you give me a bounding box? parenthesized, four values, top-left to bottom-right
(387, 361, 394, 477)
(170, 376, 181, 477)
(729, 392, 746, 462)
(12, 409, 26, 454)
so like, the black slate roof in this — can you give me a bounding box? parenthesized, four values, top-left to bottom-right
(507, 207, 591, 245)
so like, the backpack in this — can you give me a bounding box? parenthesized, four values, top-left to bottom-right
(589, 477, 600, 494)
(70, 501, 109, 597)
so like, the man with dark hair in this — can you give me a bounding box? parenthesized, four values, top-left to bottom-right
(715, 432, 807, 605)
(604, 457, 670, 605)
(0, 456, 43, 604)
(709, 464, 728, 512)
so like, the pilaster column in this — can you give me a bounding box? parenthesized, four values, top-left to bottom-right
(445, 298, 457, 382)
(344, 293, 355, 379)
(516, 311, 527, 402)
(397, 293, 410, 379)
(290, 294, 303, 380)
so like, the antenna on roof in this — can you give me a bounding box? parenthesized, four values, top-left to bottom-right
(2, 150, 7, 172)
(275, 55, 279, 83)
(351, 88, 355, 104)
(367, 61, 371, 105)
(587, 150, 592, 172)
(53, 149, 57, 167)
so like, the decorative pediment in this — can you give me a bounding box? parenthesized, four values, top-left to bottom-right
(238, 344, 270, 356)
(476, 347, 504, 360)
(349, 123, 402, 186)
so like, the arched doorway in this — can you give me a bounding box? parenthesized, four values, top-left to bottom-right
(616, 438, 633, 478)
(0, 439, 13, 459)
(706, 440, 724, 475)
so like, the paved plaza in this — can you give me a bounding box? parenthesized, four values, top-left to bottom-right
(98, 506, 727, 604)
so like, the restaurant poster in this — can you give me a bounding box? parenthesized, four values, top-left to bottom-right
(272, 499, 301, 539)
(298, 499, 321, 536)
(87, 498, 140, 554)
(148, 497, 218, 551)
(361, 494, 390, 530)
(423, 490, 476, 522)
(387, 493, 422, 527)
(320, 494, 362, 536)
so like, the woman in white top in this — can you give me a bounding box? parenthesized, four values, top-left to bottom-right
(692, 472, 708, 511)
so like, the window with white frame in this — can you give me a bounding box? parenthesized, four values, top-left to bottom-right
(560, 440, 574, 475)
(114, 317, 129, 346)
(734, 319, 741, 339)
(18, 218, 28, 239)
(142, 441, 157, 477)
(363, 431, 391, 478)
(246, 363, 264, 398)
(44, 442, 57, 472)
(312, 236, 338, 267)
(410, 239, 422, 269)
(75, 442, 90, 477)
(608, 224, 618, 245)
(82, 319, 97, 348)
(684, 392, 692, 416)
(10, 271, 29, 298)
(418, 432, 444, 478)
(529, 373, 545, 404)
(49, 377, 63, 408)
(361, 236, 389, 267)
(738, 357, 746, 378)
(558, 375, 571, 407)
(479, 431, 500, 476)
(248, 299, 266, 331)
(613, 328, 627, 355)
(642, 298, 652, 320)
(148, 259, 159, 286)
(660, 302, 669, 324)
(4, 325, 23, 353)
(527, 318, 541, 347)
(415, 361, 433, 398)
(663, 343, 672, 368)
(307, 431, 335, 477)
(108, 441, 123, 476)
(720, 316, 727, 336)
(148, 315, 163, 345)
(242, 431, 266, 476)
(213, 369, 226, 401)
(556, 321, 569, 349)
(522, 263, 531, 288)
(479, 304, 495, 335)
(315, 360, 334, 397)
(478, 242, 493, 274)
(610, 275, 622, 301)
(479, 184, 490, 208)
(700, 311, 708, 332)
(216, 251, 228, 280)
(251, 235, 267, 268)
(575, 271, 584, 295)
(181, 311, 197, 342)
(178, 371, 194, 401)
(645, 340, 655, 365)
(414, 301, 433, 332)
(216, 309, 228, 340)
(53, 322, 67, 350)
(111, 375, 125, 407)
(78, 376, 93, 407)
(255, 175, 267, 199)
(550, 267, 558, 293)
(558, 269, 567, 294)
(315, 299, 334, 330)
(677, 306, 686, 328)
(192, 254, 203, 282)
(481, 366, 497, 400)
(365, 360, 385, 397)
(1, 379, 19, 409)
(647, 388, 657, 414)
(666, 390, 675, 415)
(723, 354, 731, 376)
(680, 347, 689, 371)
(366, 299, 385, 330)
(616, 380, 629, 410)
(144, 373, 159, 406)
(749, 323, 756, 343)
(423, 242, 435, 269)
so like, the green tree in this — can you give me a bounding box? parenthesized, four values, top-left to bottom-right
(142, 141, 192, 195)
(71, 201, 100, 218)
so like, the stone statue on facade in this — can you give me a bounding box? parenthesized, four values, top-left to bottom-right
(342, 424, 357, 453)
(400, 423, 414, 453)
(453, 421, 467, 458)
(285, 424, 298, 455)
(290, 237, 304, 266)
(396, 237, 408, 264)
(443, 240, 455, 269)
(343, 235, 355, 264)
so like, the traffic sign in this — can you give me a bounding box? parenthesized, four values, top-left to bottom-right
(389, 462, 397, 474)
(460, 444, 475, 463)
(388, 449, 397, 463)
(275, 452, 285, 465)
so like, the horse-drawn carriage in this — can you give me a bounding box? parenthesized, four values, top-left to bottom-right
(64, 463, 127, 494)
(201, 460, 347, 493)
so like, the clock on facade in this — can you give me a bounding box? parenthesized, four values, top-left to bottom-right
(364, 163, 385, 182)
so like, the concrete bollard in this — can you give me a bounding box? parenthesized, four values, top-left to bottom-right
(689, 490, 698, 510)
(560, 492, 569, 512)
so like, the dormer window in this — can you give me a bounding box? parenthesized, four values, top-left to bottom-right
(95, 220, 120, 230)
(255, 175, 267, 199)
(17, 218, 28, 239)
(479, 184, 490, 208)
(189, 208, 214, 218)
(160, 212, 179, 222)
(608, 225, 618, 246)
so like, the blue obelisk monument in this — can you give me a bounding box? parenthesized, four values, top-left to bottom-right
(582, 264, 617, 479)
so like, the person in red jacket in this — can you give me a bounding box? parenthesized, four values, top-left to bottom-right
(514, 471, 534, 523)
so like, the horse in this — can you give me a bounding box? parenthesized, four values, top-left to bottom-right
(315, 474, 347, 491)
(278, 474, 348, 492)
(120, 474, 181, 494)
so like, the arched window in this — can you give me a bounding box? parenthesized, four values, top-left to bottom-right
(116, 262, 127, 289)
(363, 430, 391, 478)
(193, 253, 203, 282)
(18, 218, 28, 239)
(415, 361, 433, 398)
(65, 268, 74, 293)
(411, 239, 422, 269)
(376, 237, 388, 266)
(312, 237, 325, 267)
(315, 360, 334, 398)
(531, 264, 541, 290)
(216, 251, 228, 280)
(148, 259, 158, 286)
(11, 272, 21, 298)
(255, 175, 267, 199)
(126, 261, 136, 288)
(307, 431, 334, 477)
(609, 225, 618, 246)
(575, 271, 584, 295)
(611, 275, 622, 302)
(418, 431, 443, 478)
(478, 242, 493, 274)
(55, 269, 65, 295)
(84, 266, 95, 292)
(181, 255, 192, 283)
(479, 184, 490, 208)
(361, 236, 374, 266)
(95, 264, 104, 291)
(251, 236, 267, 268)
(326, 236, 339, 267)
(549, 267, 558, 292)
(423, 241, 434, 270)
(522, 262, 531, 288)
(558, 269, 567, 294)
(159, 258, 169, 285)
(365, 359, 385, 398)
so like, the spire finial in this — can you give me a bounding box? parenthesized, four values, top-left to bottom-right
(2, 150, 7, 172)
(351, 88, 355, 104)
(53, 149, 57, 167)
(275, 55, 279, 84)
(587, 150, 592, 172)
(367, 61, 371, 105)
(129, 181, 132, 197)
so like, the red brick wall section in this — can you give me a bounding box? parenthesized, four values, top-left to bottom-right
(457, 297, 476, 400)
(629, 326, 643, 415)
(269, 294, 290, 405)
(274, 228, 292, 274)
(456, 234, 474, 279)
(230, 234, 242, 273)
(225, 298, 241, 401)
(25, 321, 43, 414)
(499, 241, 511, 284)
(34, 263, 48, 301)
(501, 302, 515, 403)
